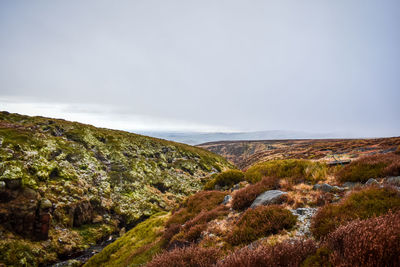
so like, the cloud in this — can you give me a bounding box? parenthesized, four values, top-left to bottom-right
(0, 96, 235, 132)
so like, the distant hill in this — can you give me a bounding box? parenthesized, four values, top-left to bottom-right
(198, 137, 400, 169)
(137, 130, 343, 145)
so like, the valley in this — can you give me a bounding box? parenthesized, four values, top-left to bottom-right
(0, 112, 399, 266)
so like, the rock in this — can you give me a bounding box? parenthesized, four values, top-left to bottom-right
(5, 178, 22, 190)
(290, 208, 317, 237)
(365, 178, 379, 186)
(313, 183, 334, 192)
(386, 176, 400, 186)
(332, 185, 345, 192)
(73, 200, 93, 227)
(40, 199, 52, 210)
(231, 183, 240, 192)
(222, 195, 232, 205)
(343, 182, 360, 188)
(23, 188, 38, 199)
(250, 190, 287, 208)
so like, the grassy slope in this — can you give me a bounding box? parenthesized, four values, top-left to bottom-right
(84, 212, 169, 267)
(0, 111, 233, 265)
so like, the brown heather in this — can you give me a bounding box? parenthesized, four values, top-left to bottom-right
(324, 211, 400, 267)
(227, 205, 297, 246)
(217, 239, 317, 267)
(232, 176, 279, 210)
(145, 245, 221, 267)
(163, 192, 228, 247)
(310, 186, 400, 239)
(337, 152, 400, 183)
(166, 191, 227, 227)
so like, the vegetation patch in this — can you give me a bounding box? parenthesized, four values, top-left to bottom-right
(204, 170, 244, 190)
(217, 239, 316, 267)
(310, 186, 400, 239)
(166, 191, 227, 227)
(231, 176, 279, 211)
(245, 159, 327, 184)
(146, 245, 221, 267)
(227, 205, 297, 246)
(337, 153, 400, 183)
(84, 212, 169, 267)
(322, 210, 400, 266)
(167, 205, 229, 246)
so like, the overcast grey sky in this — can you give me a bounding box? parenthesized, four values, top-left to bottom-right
(0, 0, 399, 136)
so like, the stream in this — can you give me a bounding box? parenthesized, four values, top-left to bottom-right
(50, 236, 116, 267)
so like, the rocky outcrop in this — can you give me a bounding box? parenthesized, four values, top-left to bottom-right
(0, 186, 50, 241)
(250, 190, 287, 208)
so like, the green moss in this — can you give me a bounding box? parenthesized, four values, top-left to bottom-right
(204, 169, 244, 190)
(0, 111, 233, 266)
(245, 159, 327, 184)
(84, 212, 169, 267)
(75, 223, 116, 246)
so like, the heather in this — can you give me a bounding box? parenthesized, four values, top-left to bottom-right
(227, 205, 297, 245)
(310, 186, 400, 239)
(337, 153, 400, 183)
(231, 176, 279, 210)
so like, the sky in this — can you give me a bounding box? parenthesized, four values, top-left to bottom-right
(0, 0, 399, 137)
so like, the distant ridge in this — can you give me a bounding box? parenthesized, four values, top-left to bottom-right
(137, 130, 346, 145)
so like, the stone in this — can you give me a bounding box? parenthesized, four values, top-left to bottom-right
(290, 208, 317, 237)
(386, 176, 400, 186)
(365, 178, 379, 186)
(313, 183, 334, 192)
(250, 190, 287, 208)
(343, 182, 359, 188)
(40, 199, 52, 210)
(73, 200, 93, 227)
(5, 178, 22, 190)
(222, 195, 232, 205)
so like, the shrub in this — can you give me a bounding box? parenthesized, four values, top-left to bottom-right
(217, 239, 317, 267)
(245, 159, 327, 184)
(324, 211, 400, 267)
(204, 170, 245, 190)
(163, 191, 227, 247)
(310, 186, 400, 239)
(337, 153, 400, 183)
(301, 247, 332, 267)
(395, 145, 400, 155)
(227, 205, 297, 245)
(232, 176, 279, 210)
(145, 245, 221, 267)
(168, 206, 229, 246)
(166, 191, 227, 227)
